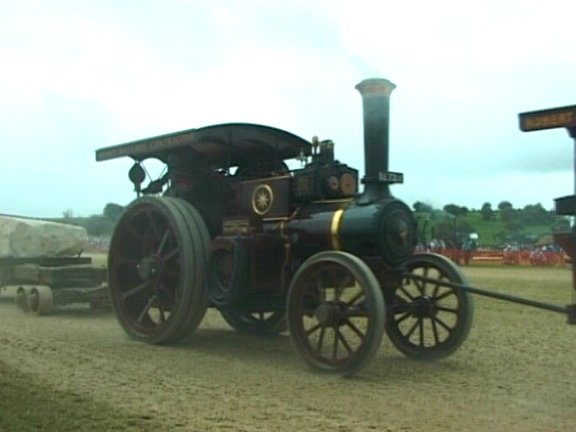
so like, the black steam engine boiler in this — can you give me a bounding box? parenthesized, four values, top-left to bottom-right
(96, 79, 575, 376)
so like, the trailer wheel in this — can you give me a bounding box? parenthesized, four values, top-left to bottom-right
(220, 308, 287, 336)
(108, 197, 209, 344)
(15, 286, 30, 312)
(287, 251, 385, 376)
(385, 253, 474, 361)
(28, 286, 54, 315)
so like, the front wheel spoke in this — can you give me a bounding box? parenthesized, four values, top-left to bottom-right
(344, 318, 365, 340)
(436, 305, 458, 314)
(417, 268, 430, 295)
(332, 328, 340, 360)
(409, 277, 426, 296)
(344, 305, 368, 318)
(316, 326, 326, 352)
(335, 274, 354, 300)
(404, 318, 420, 340)
(432, 315, 453, 332)
(431, 316, 440, 345)
(435, 289, 455, 302)
(394, 311, 412, 325)
(398, 285, 416, 301)
(432, 282, 441, 298)
(418, 317, 425, 347)
(306, 323, 321, 336)
(337, 328, 353, 355)
(344, 290, 364, 307)
(137, 294, 158, 324)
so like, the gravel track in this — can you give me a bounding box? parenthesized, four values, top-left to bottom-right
(0, 266, 574, 431)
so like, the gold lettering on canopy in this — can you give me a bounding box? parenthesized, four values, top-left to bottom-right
(519, 106, 576, 132)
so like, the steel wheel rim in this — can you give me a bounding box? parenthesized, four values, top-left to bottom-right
(108, 198, 203, 341)
(28, 288, 40, 313)
(288, 252, 385, 375)
(386, 253, 473, 360)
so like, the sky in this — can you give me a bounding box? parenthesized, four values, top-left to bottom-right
(1, 0, 575, 218)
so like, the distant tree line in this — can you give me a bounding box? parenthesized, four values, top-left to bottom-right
(60, 199, 570, 245)
(60, 203, 124, 237)
(480, 201, 563, 228)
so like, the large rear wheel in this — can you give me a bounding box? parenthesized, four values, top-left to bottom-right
(108, 197, 210, 344)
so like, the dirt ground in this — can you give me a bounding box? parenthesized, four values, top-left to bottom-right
(0, 266, 574, 431)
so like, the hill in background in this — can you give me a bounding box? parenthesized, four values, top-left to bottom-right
(414, 201, 569, 249)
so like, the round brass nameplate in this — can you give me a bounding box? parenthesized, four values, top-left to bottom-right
(252, 184, 274, 215)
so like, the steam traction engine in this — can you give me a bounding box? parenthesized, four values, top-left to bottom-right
(96, 79, 575, 376)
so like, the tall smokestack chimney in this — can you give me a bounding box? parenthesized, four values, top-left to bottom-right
(355, 78, 398, 204)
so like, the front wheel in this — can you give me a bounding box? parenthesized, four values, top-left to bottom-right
(15, 286, 30, 312)
(287, 251, 386, 376)
(385, 253, 474, 361)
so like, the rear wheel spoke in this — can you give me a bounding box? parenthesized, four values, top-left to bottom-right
(156, 230, 170, 255)
(108, 197, 210, 344)
(137, 294, 158, 324)
(122, 281, 150, 300)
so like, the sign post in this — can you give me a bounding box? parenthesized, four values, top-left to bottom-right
(519, 105, 576, 323)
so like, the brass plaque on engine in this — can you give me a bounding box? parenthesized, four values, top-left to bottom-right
(235, 176, 291, 219)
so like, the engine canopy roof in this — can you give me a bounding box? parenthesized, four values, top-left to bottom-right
(95, 123, 312, 168)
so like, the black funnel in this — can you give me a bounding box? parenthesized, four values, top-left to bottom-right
(355, 78, 397, 204)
